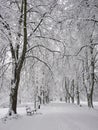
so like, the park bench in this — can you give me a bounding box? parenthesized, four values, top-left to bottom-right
(26, 106, 37, 116)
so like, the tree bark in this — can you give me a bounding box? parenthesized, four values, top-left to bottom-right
(9, 0, 27, 115)
(82, 46, 94, 108)
(71, 79, 74, 103)
(88, 45, 94, 108)
(76, 82, 80, 105)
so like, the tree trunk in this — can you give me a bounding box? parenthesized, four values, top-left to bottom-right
(9, 0, 27, 115)
(9, 77, 20, 115)
(89, 45, 94, 108)
(83, 46, 94, 108)
(38, 96, 42, 104)
(87, 93, 93, 108)
(71, 79, 74, 103)
(67, 96, 70, 103)
(76, 84, 80, 105)
(64, 77, 70, 103)
(65, 96, 67, 103)
(71, 97, 74, 104)
(86, 45, 94, 108)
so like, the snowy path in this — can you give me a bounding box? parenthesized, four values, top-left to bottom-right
(0, 102, 98, 130)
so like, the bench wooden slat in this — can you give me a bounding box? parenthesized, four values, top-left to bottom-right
(26, 107, 37, 115)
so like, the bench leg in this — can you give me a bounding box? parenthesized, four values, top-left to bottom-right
(27, 112, 32, 116)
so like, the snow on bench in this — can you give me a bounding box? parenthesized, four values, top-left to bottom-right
(26, 106, 37, 116)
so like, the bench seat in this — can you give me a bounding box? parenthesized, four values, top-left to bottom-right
(26, 107, 37, 115)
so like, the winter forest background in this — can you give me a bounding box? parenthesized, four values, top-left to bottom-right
(0, 0, 98, 116)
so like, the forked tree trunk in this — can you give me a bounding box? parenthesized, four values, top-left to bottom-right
(9, 0, 27, 115)
(82, 46, 94, 108)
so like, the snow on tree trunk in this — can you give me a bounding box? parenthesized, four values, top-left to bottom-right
(88, 45, 94, 108)
(9, 61, 21, 115)
(9, 80, 19, 115)
(8, 0, 27, 115)
(82, 46, 94, 108)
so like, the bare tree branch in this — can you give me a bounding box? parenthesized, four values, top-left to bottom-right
(35, 35, 62, 43)
(26, 44, 61, 53)
(25, 55, 53, 75)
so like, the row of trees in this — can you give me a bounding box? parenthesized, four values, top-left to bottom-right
(0, 0, 62, 115)
(0, 0, 98, 116)
(63, 0, 98, 108)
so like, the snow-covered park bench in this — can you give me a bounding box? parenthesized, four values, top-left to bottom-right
(26, 106, 37, 116)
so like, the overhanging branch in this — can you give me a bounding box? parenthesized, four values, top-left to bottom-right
(26, 44, 61, 54)
(25, 55, 53, 75)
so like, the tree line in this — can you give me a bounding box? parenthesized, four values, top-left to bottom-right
(0, 0, 98, 116)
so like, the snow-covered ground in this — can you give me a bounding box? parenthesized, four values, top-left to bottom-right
(0, 102, 98, 130)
